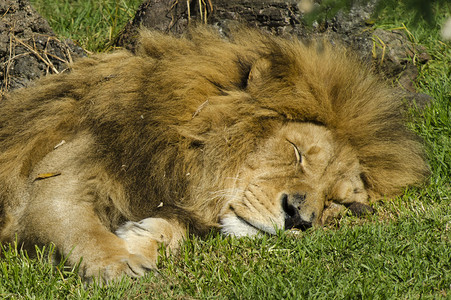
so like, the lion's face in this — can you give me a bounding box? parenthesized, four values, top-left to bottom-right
(219, 122, 369, 236)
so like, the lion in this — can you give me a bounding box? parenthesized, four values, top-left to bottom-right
(0, 26, 429, 282)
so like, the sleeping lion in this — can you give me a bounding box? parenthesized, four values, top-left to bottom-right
(0, 27, 429, 282)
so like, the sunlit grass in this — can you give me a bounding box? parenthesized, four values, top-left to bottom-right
(29, 0, 142, 51)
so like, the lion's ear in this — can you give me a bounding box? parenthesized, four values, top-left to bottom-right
(247, 58, 271, 88)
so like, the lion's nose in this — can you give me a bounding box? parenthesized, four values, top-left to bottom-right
(281, 193, 312, 230)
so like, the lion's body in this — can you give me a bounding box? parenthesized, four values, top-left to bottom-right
(0, 27, 428, 281)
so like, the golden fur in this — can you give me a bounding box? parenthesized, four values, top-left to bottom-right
(0, 27, 429, 281)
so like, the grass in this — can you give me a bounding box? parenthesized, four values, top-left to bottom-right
(2, 0, 450, 299)
(28, 0, 143, 52)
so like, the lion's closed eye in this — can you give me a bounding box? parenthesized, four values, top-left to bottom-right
(287, 140, 302, 164)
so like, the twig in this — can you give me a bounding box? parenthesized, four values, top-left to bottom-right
(198, 0, 203, 22)
(1, 6, 10, 18)
(187, 0, 191, 23)
(41, 36, 59, 74)
(170, 0, 213, 25)
(371, 34, 386, 66)
(13, 35, 59, 74)
(64, 41, 74, 65)
(4, 31, 14, 90)
(192, 99, 209, 118)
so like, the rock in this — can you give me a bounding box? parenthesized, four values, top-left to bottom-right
(371, 28, 430, 89)
(116, 0, 310, 49)
(0, 0, 86, 93)
(115, 0, 191, 51)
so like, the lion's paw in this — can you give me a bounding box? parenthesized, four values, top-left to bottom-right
(83, 253, 155, 283)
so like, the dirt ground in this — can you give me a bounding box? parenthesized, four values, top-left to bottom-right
(0, 0, 85, 93)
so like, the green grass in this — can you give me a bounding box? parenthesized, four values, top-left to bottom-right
(2, 1, 450, 299)
(29, 0, 142, 51)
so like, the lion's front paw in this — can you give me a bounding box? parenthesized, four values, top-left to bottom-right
(83, 253, 155, 283)
(117, 217, 186, 258)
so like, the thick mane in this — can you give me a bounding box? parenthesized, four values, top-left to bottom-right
(137, 27, 429, 199)
(230, 32, 430, 198)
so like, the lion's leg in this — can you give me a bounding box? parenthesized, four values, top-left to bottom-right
(12, 134, 160, 282)
(20, 176, 160, 283)
(18, 134, 188, 282)
(21, 192, 155, 282)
